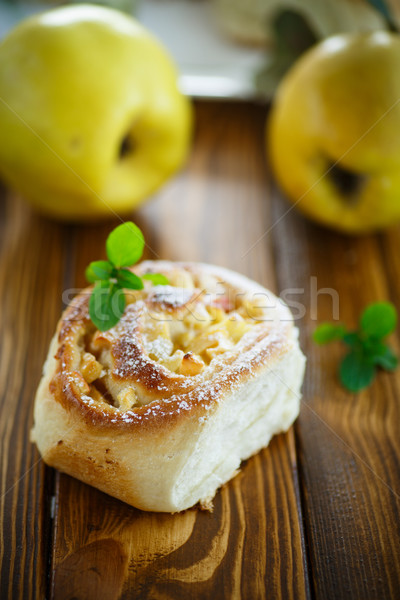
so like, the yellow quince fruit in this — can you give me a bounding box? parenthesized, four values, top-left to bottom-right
(0, 4, 192, 220)
(269, 31, 400, 233)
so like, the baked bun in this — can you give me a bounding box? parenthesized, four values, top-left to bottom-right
(31, 261, 306, 512)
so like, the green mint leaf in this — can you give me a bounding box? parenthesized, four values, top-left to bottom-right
(142, 273, 169, 286)
(339, 352, 376, 393)
(360, 302, 397, 339)
(362, 337, 387, 357)
(313, 323, 346, 344)
(343, 332, 363, 350)
(372, 345, 398, 371)
(89, 281, 126, 331)
(313, 301, 398, 392)
(116, 269, 144, 290)
(85, 260, 114, 284)
(106, 222, 144, 268)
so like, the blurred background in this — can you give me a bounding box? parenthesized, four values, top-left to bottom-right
(1, 0, 399, 101)
(1, 2, 400, 598)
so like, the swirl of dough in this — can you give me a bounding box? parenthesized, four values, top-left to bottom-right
(31, 261, 306, 512)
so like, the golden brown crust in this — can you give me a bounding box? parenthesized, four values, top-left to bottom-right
(50, 261, 292, 431)
(32, 261, 305, 512)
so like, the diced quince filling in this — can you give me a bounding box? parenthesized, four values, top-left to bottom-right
(163, 269, 195, 289)
(141, 301, 254, 376)
(76, 275, 267, 412)
(80, 352, 103, 383)
(238, 293, 271, 319)
(179, 352, 204, 376)
(116, 388, 138, 410)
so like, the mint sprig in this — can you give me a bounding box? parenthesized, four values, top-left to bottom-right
(313, 302, 398, 392)
(86, 222, 168, 331)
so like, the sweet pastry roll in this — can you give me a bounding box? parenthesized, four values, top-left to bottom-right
(31, 261, 306, 512)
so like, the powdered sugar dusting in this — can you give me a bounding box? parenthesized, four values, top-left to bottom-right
(147, 286, 198, 310)
(56, 261, 294, 425)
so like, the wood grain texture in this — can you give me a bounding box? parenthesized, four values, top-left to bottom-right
(0, 194, 65, 599)
(2, 100, 399, 600)
(51, 439, 307, 600)
(269, 187, 400, 600)
(48, 102, 309, 600)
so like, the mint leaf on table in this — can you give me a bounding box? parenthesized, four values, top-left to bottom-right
(372, 345, 398, 371)
(343, 332, 361, 348)
(313, 323, 346, 344)
(360, 301, 397, 338)
(313, 302, 398, 392)
(85, 222, 168, 331)
(339, 352, 376, 393)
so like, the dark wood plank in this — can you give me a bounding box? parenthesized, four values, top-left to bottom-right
(51, 436, 306, 600)
(49, 102, 310, 599)
(269, 187, 400, 599)
(0, 194, 66, 599)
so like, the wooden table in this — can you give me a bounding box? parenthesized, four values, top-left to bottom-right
(1, 101, 399, 599)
